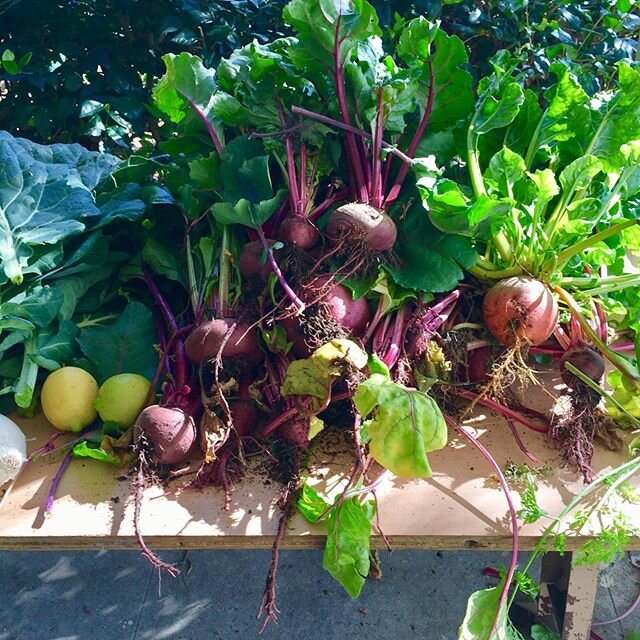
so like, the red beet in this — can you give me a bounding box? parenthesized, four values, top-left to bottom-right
(185, 319, 263, 366)
(238, 240, 275, 282)
(483, 276, 558, 347)
(326, 202, 397, 252)
(277, 417, 310, 448)
(560, 347, 605, 389)
(228, 400, 260, 438)
(134, 405, 197, 465)
(279, 216, 319, 250)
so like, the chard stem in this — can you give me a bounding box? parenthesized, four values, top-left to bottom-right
(468, 264, 523, 280)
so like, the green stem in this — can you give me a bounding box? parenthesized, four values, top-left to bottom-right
(524, 112, 545, 169)
(218, 225, 230, 317)
(508, 456, 640, 609)
(185, 232, 199, 318)
(15, 339, 39, 409)
(554, 218, 639, 268)
(467, 121, 486, 199)
(76, 314, 120, 328)
(563, 275, 640, 298)
(560, 273, 640, 289)
(554, 286, 640, 385)
(469, 264, 523, 281)
(563, 362, 640, 429)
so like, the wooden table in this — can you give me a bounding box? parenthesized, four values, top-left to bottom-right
(1, 380, 639, 639)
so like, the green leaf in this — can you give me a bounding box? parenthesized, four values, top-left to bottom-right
(485, 147, 526, 197)
(530, 625, 560, 640)
(353, 373, 447, 478)
(558, 155, 602, 196)
(76, 302, 158, 384)
(31, 321, 79, 370)
(528, 168, 559, 203)
(72, 441, 119, 466)
(397, 19, 473, 130)
(281, 339, 368, 412)
(475, 82, 524, 137)
(388, 205, 477, 292)
(323, 497, 375, 599)
(458, 584, 518, 640)
(589, 64, 640, 173)
(0, 131, 119, 284)
(153, 52, 218, 126)
(296, 482, 330, 523)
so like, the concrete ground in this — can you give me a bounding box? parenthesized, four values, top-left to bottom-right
(0, 549, 637, 640)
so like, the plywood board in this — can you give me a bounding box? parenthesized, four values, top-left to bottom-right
(1, 376, 639, 551)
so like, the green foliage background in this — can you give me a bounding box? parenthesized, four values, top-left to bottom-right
(1, 0, 638, 151)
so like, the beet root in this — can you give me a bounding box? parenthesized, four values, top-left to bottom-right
(483, 276, 558, 347)
(278, 417, 310, 448)
(327, 202, 397, 252)
(560, 347, 605, 389)
(185, 319, 263, 367)
(228, 400, 260, 438)
(279, 216, 319, 250)
(134, 405, 197, 465)
(238, 240, 275, 282)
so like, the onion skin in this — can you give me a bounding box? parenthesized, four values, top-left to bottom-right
(279, 216, 319, 250)
(326, 202, 397, 252)
(135, 406, 197, 465)
(185, 319, 263, 367)
(560, 347, 605, 389)
(483, 276, 558, 347)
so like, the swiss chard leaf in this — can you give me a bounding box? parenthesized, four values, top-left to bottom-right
(353, 373, 447, 478)
(458, 584, 520, 640)
(296, 482, 331, 524)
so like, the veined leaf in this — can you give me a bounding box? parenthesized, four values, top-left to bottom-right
(353, 373, 447, 478)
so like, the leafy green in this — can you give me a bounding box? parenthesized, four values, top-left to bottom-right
(76, 302, 158, 384)
(353, 373, 447, 478)
(296, 482, 330, 524)
(323, 497, 375, 599)
(530, 625, 560, 640)
(281, 339, 368, 412)
(72, 441, 119, 466)
(0, 131, 118, 284)
(458, 583, 522, 640)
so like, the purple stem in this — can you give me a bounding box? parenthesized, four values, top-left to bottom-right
(385, 57, 436, 207)
(255, 225, 305, 314)
(276, 95, 301, 215)
(372, 315, 391, 355)
(364, 296, 386, 343)
(370, 88, 384, 209)
(591, 588, 640, 627)
(291, 106, 414, 166)
(141, 263, 188, 391)
(44, 450, 73, 515)
(445, 414, 519, 640)
(418, 289, 461, 337)
(505, 417, 541, 464)
(594, 299, 608, 344)
(381, 305, 407, 369)
(452, 389, 549, 433)
(179, 93, 223, 155)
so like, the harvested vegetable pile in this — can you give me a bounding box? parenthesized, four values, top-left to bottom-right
(1, 1, 640, 638)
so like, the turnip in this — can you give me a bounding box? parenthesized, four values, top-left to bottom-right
(94, 373, 151, 429)
(326, 202, 397, 252)
(278, 216, 319, 250)
(483, 276, 558, 347)
(184, 318, 263, 367)
(560, 347, 605, 389)
(41, 367, 99, 432)
(0, 414, 27, 486)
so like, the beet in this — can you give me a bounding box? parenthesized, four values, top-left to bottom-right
(134, 405, 197, 465)
(277, 417, 310, 448)
(279, 216, 319, 250)
(185, 319, 263, 366)
(306, 274, 371, 337)
(326, 202, 397, 252)
(483, 276, 558, 347)
(238, 240, 274, 282)
(560, 347, 605, 389)
(228, 400, 260, 438)
(466, 346, 492, 384)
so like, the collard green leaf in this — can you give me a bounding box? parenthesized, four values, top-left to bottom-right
(387, 206, 477, 292)
(353, 373, 447, 478)
(0, 131, 118, 284)
(31, 321, 79, 370)
(323, 497, 375, 599)
(76, 302, 157, 384)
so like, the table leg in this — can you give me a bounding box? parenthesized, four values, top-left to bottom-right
(561, 562, 599, 640)
(535, 552, 600, 640)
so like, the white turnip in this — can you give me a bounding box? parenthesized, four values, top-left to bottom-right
(0, 414, 27, 486)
